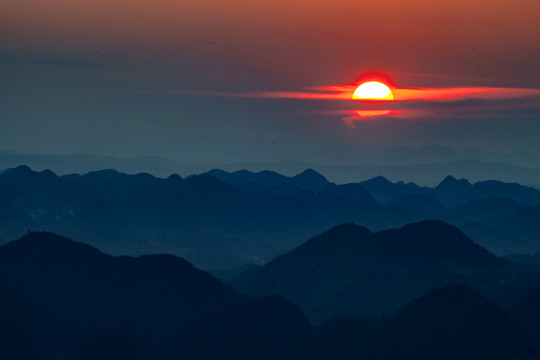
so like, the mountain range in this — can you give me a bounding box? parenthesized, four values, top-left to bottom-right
(2, 165, 540, 269)
(234, 220, 539, 323)
(2, 229, 540, 359)
(3, 148, 540, 185)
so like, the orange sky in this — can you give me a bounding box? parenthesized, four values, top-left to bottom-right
(3, 0, 540, 89)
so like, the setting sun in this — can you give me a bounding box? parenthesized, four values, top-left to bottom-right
(353, 81, 394, 100)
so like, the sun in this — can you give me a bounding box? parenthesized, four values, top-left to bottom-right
(353, 81, 394, 100)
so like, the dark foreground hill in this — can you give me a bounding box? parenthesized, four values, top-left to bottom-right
(309, 285, 538, 360)
(1, 231, 540, 359)
(0, 231, 246, 356)
(236, 220, 540, 323)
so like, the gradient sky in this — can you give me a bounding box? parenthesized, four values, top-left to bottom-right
(2, 0, 540, 164)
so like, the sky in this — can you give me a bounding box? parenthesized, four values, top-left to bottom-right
(2, 0, 540, 166)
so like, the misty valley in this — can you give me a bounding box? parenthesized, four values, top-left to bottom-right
(2, 165, 540, 359)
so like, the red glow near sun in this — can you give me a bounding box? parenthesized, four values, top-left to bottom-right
(354, 109, 392, 118)
(173, 71, 540, 124)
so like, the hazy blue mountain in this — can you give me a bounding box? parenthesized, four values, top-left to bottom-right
(290, 168, 329, 192)
(207, 169, 289, 187)
(46, 181, 102, 211)
(320, 183, 376, 203)
(506, 252, 540, 268)
(0, 165, 62, 207)
(448, 197, 524, 222)
(235, 220, 534, 323)
(434, 175, 540, 206)
(70, 169, 125, 186)
(462, 206, 540, 255)
(232, 181, 304, 200)
(359, 176, 427, 203)
(3, 165, 540, 268)
(389, 194, 446, 215)
(4, 148, 540, 184)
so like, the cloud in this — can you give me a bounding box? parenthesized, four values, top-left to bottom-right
(148, 80, 540, 125)
(155, 83, 540, 102)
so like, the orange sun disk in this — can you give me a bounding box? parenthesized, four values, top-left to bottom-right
(353, 81, 394, 100)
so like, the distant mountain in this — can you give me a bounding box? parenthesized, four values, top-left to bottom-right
(320, 183, 376, 203)
(506, 251, 540, 268)
(3, 164, 540, 267)
(448, 197, 524, 222)
(462, 206, 540, 254)
(290, 168, 329, 192)
(62, 169, 125, 186)
(4, 147, 540, 184)
(359, 176, 427, 203)
(434, 175, 540, 206)
(389, 194, 446, 215)
(208, 168, 330, 192)
(207, 169, 289, 187)
(0, 165, 62, 205)
(235, 220, 532, 323)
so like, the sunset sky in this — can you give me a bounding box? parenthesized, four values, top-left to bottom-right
(2, 0, 540, 165)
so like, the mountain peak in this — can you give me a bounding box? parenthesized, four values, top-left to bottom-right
(436, 175, 471, 191)
(3, 165, 32, 176)
(378, 220, 498, 266)
(298, 223, 372, 254)
(291, 169, 329, 192)
(4, 231, 107, 259)
(365, 175, 393, 186)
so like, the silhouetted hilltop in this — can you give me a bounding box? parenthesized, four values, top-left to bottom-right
(64, 169, 124, 186)
(207, 168, 330, 192)
(237, 221, 515, 323)
(0, 165, 62, 206)
(436, 175, 471, 193)
(375, 220, 498, 266)
(435, 175, 540, 206)
(1, 230, 540, 359)
(291, 168, 329, 192)
(359, 175, 425, 203)
(207, 169, 289, 187)
(0, 231, 246, 355)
